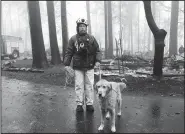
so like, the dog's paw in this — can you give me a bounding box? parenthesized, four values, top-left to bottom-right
(117, 112, 121, 116)
(111, 126, 116, 133)
(98, 124, 104, 131)
(106, 112, 110, 119)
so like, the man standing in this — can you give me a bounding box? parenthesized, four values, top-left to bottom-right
(64, 18, 102, 112)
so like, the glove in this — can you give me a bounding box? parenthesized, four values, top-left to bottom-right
(65, 66, 74, 78)
(94, 62, 100, 68)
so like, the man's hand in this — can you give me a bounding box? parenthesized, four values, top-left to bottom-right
(95, 62, 100, 68)
(64, 66, 74, 77)
(65, 66, 70, 70)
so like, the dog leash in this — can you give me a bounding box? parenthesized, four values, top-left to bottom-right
(99, 65, 102, 80)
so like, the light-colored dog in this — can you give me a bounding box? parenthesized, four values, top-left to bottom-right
(94, 79, 127, 133)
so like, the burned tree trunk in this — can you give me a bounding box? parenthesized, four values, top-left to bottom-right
(61, 1, 69, 61)
(0, 1, 1, 35)
(27, 1, 48, 68)
(148, 28, 151, 51)
(130, 21, 133, 54)
(107, 1, 113, 58)
(151, 1, 156, 53)
(86, 1, 91, 34)
(129, 3, 134, 54)
(143, 1, 167, 77)
(46, 1, 61, 65)
(169, 1, 179, 56)
(0, 0, 5, 60)
(119, 1, 122, 50)
(137, 2, 140, 52)
(0, 1, 3, 55)
(104, 1, 108, 59)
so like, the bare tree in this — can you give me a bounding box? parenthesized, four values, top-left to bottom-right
(151, 1, 156, 53)
(86, 1, 91, 34)
(169, 1, 179, 56)
(115, 38, 120, 74)
(157, 1, 183, 13)
(130, 17, 133, 54)
(61, 1, 69, 61)
(119, 1, 122, 42)
(9, 3, 13, 34)
(107, 1, 113, 58)
(137, 2, 140, 52)
(46, 1, 61, 65)
(0, 1, 3, 56)
(143, 20, 146, 52)
(128, 2, 134, 54)
(143, 1, 167, 78)
(147, 28, 151, 51)
(104, 1, 108, 59)
(0, 1, 1, 33)
(27, 1, 48, 68)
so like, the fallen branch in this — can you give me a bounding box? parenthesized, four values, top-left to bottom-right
(136, 56, 150, 63)
(162, 74, 185, 77)
(100, 64, 114, 66)
(136, 71, 185, 77)
(3, 67, 44, 73)
(136, 71, 152, 75)
(101, 68, 121, 70)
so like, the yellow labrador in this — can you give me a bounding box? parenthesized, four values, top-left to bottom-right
(94, 79, 127, 132)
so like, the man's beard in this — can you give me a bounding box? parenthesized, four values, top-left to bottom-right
(79, 30, 87, 35)
(79, 30, 87, 34)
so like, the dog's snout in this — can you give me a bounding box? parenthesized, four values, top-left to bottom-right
(98, 90, 103, 97)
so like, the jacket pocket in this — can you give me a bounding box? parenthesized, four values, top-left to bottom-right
(88, 55, 95, 68)
(73, 56, 83, 68)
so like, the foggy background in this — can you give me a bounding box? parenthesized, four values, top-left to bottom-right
(1, 1, 184, 56)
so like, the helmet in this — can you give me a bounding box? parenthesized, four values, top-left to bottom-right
(76, 18, 88, 26)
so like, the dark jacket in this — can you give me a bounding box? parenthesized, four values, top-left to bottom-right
(64, 33, 101, 70)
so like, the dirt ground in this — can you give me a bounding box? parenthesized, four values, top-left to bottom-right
(1, 59, 184, 98)
(2, 59, 184, 133)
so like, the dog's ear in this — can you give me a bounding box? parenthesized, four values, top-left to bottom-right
(93, 83, 98, 94)
(107, 82, 112, 93)
(120, 83, 127, 93)
(120, 83, 126, 89)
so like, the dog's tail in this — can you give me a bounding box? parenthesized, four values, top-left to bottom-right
(121, 78, 127, 83)
(119, 83, 127, 93)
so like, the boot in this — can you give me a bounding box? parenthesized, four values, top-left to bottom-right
(76, 105, 83, 112)
(86, 105, 94, 112)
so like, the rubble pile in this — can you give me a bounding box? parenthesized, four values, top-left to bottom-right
(95, 53, 184, 81)
(2, 60, 44, 73)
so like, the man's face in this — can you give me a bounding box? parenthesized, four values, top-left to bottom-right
(78, 24, 87, 34)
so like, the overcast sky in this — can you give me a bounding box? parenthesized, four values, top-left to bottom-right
(1, 1, 184, 53)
